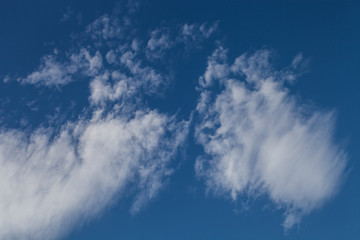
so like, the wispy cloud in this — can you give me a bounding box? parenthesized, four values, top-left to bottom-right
(1, 0, 346, 236)
(18, 48, 103, 87)
(13, 6, 216, 90)
(19, 54, 72, 87)
(145, 22, 218, 60)
(146, 28, 174, 60)
(195, 47, 347, 230)
(179, 22, 219, 46)
(0, 109, 187, 239)
(59, 7, 74, 24)
(0, 3, 194, 239)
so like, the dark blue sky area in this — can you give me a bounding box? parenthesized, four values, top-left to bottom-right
(0, 1, 359, 239)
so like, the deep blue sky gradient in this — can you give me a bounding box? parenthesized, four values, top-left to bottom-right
(0, 1, 359, 239)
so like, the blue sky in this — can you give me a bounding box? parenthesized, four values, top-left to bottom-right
(0, 0, 359, 239)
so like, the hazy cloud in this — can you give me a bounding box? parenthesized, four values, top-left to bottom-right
(195, 47, 347, 230)
(19, 55, 73, 87)
(180, 22, 218, 44)
(18, 49, 103, 87)
(146, 22, 218, 60)
(59, 7, 74, 23)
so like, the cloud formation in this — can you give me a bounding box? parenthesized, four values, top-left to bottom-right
(145, 22, 218, 60)
(0, 109, 187, 239)
(195, 47, 347, 229)
(0, 4, 194, 239)
(16, 5, 217, 90)
(18, 49, 103, 87)
(1, 0, 348, 238)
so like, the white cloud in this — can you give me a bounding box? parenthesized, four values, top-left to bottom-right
(3, 0, 337, 235)
(0, 109, 188, 239)
(180, 22, 218, 43)
(145, 22, 218, 61)
(2, 75, 10, 83)
(83, 2, 138, 47)
(195, 47, 347, 230)
(119, 49, 162, 86)
(85, 14, 125, 44)
(147, 29, 173, 57)
(18, 12, 169, 91)
(291, 52, 303, 69)
(16, 4, 136, 88)
(199, 46, 229, 87)
(89, 71, 131, 106)
(89, 44, 168, 106)
(1, 4, 192, 238)
(19, 55, 73, 87)
(145, 28, 174, 60)
(13, 5, 217, 90)
(69, 48, 103, 77)
(19, 49, 103, 87)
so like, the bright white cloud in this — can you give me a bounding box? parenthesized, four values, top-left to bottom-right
(0, 109, 188, 239)
(195, 47, 347, 230)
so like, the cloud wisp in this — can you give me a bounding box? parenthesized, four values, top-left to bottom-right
(0, 109, 188, 239)
(13, 5, 217, 90)
(195, 47, 347, 230)
(18, 49, 103, 87)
